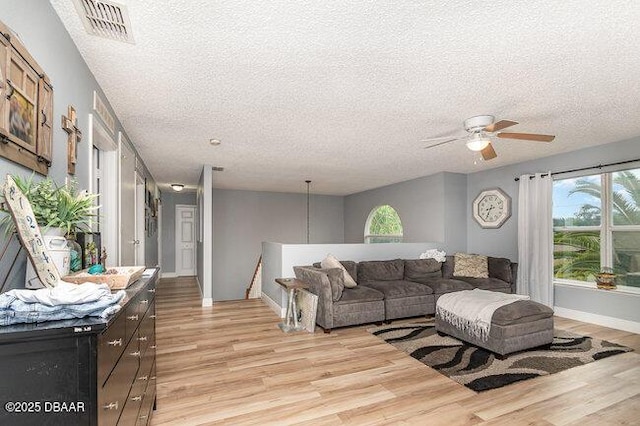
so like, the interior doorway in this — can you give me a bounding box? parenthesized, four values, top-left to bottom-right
(175, 205, 196, 276)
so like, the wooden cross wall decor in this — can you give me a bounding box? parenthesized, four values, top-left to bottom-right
(62, 105, 82, 175)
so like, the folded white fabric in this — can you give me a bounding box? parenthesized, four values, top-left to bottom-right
(436, 289, 529, 341)
(8, 281, 122, 306)
(419, 249, 446, 262)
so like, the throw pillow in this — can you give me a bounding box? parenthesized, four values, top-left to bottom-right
(453, 253, 489, 278)
(321, 254, 358, 288)
(316, 267, 345, 301)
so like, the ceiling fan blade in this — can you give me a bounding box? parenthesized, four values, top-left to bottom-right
(422, 137, 461, 149)
(481, 143, 497, 160)
(497, 132, 555, 142)
(484, 120, 518, 132)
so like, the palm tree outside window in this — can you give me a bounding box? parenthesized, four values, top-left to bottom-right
(552, 168, 640, 288)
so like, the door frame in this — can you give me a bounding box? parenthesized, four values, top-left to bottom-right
(175, 204, 197, 276)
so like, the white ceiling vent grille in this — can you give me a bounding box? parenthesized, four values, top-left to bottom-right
(72, 0, 134, 43)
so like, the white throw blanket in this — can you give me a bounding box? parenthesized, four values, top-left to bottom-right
(436, 289, 529, 341)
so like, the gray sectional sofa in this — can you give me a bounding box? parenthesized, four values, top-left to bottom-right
(293, 255, 518, 333)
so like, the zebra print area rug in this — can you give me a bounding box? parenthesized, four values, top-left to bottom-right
(369, 322, 632, 392)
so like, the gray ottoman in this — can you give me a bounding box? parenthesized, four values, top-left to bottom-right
(435, 300, 554, 358)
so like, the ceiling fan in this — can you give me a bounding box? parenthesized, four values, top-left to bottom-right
(422, 115, 555, 161)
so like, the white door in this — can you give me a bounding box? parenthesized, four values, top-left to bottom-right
(135, 173, 146, 265)
(175, 205, 196, 276)
(119, 138, 136, 265)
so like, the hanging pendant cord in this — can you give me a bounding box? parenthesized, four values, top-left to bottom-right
(305, 180, 311, 244)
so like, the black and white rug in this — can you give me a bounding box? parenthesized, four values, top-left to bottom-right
(369, 322, 632, 392)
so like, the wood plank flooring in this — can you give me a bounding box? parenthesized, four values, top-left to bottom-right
(151, 277, 640, 425)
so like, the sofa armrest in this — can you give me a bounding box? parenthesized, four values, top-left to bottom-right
(510, 262, 518, 294)
(293, 266, 333, 329)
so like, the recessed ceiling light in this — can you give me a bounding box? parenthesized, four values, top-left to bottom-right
(209, 139, 221, 146)
(171, 183, 184, 192)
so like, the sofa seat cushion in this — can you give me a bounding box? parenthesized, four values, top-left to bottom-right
(492, 300, 554, 326)
(404, 259, 442, 282)
(459, 277, 511, 291)
(357, 259, 404, 282)
(335, 286, 384, 305)
(420, 278, 474, 294)
(360, 280, 433, 299)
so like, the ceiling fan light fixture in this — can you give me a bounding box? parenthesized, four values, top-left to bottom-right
(171, 183, 185, 192)
(466, 133, 491, 152)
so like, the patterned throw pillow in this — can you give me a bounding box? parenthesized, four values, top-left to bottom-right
(321, 254, 358, 288)
(453, 253, 489, 278)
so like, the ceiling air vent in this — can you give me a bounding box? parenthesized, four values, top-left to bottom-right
(72, 0, 134, 44)
(212, 167, 225, 172)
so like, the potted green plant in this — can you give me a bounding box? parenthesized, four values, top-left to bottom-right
(1, 174, 99, 281)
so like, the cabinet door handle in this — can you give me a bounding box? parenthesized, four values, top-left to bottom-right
(138, 336, 148, 342)
(127, 314, 139, 321)
(150, 345, 157, 350)
(129, 351, 141, 357)
(140, 299, 149, 304)
(102, 401, 119, 410)
(150, 315, 157, 319)
(138, 375, 148, 381)
(107, 338, 122, 347)
(139, 415, 148, 420)
(130, 395, 142, 402)
(147, 288, 156, 293)
(150, 376, 156, 381)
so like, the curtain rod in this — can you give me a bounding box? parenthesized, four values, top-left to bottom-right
(514, 158, 640, 181)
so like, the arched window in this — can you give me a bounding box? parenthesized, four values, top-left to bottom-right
(365, 205, 403, 243)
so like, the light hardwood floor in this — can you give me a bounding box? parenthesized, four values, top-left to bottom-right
(151, 277, 640, 425)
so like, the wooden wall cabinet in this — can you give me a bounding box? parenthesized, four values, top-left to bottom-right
(0, 269, 158, 426)
(0, 20, 53, 175)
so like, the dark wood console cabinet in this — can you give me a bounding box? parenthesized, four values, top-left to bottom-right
(0, 269, 158, 426)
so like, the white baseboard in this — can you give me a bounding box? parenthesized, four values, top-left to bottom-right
(261, 293, 285, 318)
(161, 272, 178, 279)
(202, 297, 213, 307)
(554, 306, 640, 334)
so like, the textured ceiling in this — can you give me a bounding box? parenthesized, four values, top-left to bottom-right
(51, 0, 640, 195)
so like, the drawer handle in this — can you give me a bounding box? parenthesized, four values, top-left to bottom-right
(139, 415, 148, 420)
(102, 401, 119, 411)
(127, 315, 139, 321)
(140, 299, 149, 304)
(150, 315, 157, 319)
(130, 395, 142, 402)
(150, 345, 157, 350)
(150, 376, 156, 381)
(107, 338, 122, 347)
(138, 336, 148, 342)
(129, 351, 141, 358)
(138, 375, 148, 381)
(147, 288, 156, 293)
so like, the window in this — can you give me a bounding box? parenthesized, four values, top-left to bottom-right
(365, 205, 403, 243)
(553, 168, 640, 288)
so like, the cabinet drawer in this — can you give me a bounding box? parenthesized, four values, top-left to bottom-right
(98, 336, 139, 426)
(138, 301, 155, 356)
(136, 362, 156, 426)
(98, 312, 126, 386)
(124, 293, 142, 343)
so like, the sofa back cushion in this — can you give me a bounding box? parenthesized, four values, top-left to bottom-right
(316, 267, 345, 301)
(404, 259, 442, 282)
(357, 259, 404, 282)
(313, 260, 357, 283)
(488, 257, 513, 283)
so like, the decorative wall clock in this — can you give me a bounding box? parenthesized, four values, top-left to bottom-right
(472, 188, 511, 229)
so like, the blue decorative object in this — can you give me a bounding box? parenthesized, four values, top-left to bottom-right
(88, 264, 105, 275)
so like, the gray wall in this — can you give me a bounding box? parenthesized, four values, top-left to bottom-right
(213, 189, 344, 301)
(0, 1, 158, 287)
(343, 172, 467, 252)
(160, 191, 197, 273)
(466, 136, 640, 323)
